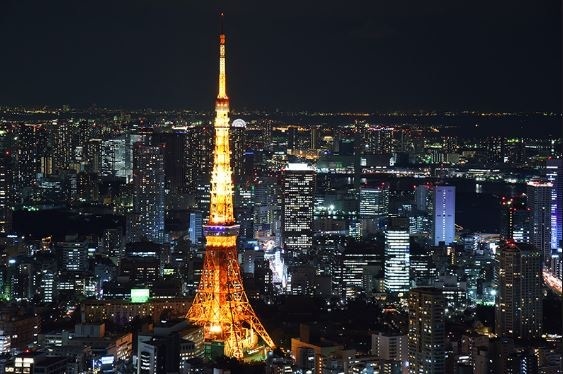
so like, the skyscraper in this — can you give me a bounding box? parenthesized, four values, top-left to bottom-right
(384, 217, 410, 293)
(364, 126, 394, 154)
(151, 131, 186, 194)
(282, 163, 315, 255)
(131, 143, 165, 244)
(52, 119, 73, 173)
(546, 159, 562, 250)
(188, 211, 203, 246)
(414, 184, 429, 212)
(0, 150, 15, 233)
(433, 185, 456, 246)
(527, 178, 552, 261)
(500, 195, 530, 242)
(408, 287, 446, 374)
(359, 184, 389, 218)
(230, 118, 246, 185)
(495, 241, 543, 340)
(16, 124, 46, 192)
(184, 124, 214, 194)
(186, 15, 274, 359)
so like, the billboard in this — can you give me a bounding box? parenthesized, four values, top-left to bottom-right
(130, 288, 150, 303)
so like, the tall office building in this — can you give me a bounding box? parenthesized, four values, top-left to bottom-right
(0, 150, 15, 233)
(230, 118, 247, 185)
(527, 178, 552, 261)
(359, 184, 389, 218)
(16, 124, 47, 191)
(500, 195, 530, 242)
(282, 163, 316, 255)
(546, 159, 562, 250)
(184, 124, 214, 194)
(364, 126, 394, 154)
(85, 138, 103, 174)
(414, 184, 429, 212)
(433, 185, 455, 246)
(408, 287, 446, 374)
(486, 136, 506, 165)
(60, 241, 89, 272)
(151, 131, 186, 194)
(52, 119, 73, 173)
(286, 126, 298, 150)
(384, 217, 410, 293)
(495, 241, 542, 340)
(131, 144, 165, 244)
(188, 211, 203, 245)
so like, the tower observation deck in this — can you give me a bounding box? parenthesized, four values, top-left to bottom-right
(186, 14, 275, 360)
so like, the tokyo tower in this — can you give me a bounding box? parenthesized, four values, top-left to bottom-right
(186, 14, 275, 360)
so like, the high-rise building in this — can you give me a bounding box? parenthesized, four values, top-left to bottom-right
(546, 159, 562, 250)
(85, 138, 103, 174)
(500, 195, 530, 242)
(230, 118, 246, 185)
(102, 228, 124, 260)
(151, 131, 186, 194)
(287, 126, 298, 150)
(433, 185, 455, 246)
(282, 163, 315, 255)
(52, 119, 73, 173)
(486, 136, 506, 165)
(495, 241, 542, 340)
(527, 178, 552, 261)
(384, 217, 410, 294)
(408, 287, 446, 374)
(185, 124, 214, 194)
(60, 241, 89, 272)
(364, 127, 394, 154)
(188, 211, 203, 245)
(371, 332, 408, 365)
(0, 150, 15, 233)
(359, 184, 389, 218)
(131, 144, 165, 244)
(186, 15, 274, 359)
(16, 124, 46, 192)
(414, 184, 430, 212)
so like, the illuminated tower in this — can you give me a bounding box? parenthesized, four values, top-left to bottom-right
(186, 14, 275, 359)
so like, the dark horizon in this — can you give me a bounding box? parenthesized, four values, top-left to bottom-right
(0, 0, 561, 112)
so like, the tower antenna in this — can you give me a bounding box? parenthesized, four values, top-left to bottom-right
(220, 12, 224, 34)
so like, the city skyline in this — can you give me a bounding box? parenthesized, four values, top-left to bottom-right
(0, 4, 561, 373)
(0, 1, 561, 112)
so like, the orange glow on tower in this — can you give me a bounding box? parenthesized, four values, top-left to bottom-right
(186, 14, 274, 359)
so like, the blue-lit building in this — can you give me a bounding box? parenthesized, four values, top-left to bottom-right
(433, 185, 456, 246)
(546, 159, 562, 251)
(527, 178, 552, 261)
(188, 211, 203, 245)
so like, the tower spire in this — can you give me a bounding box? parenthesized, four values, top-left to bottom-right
(218, 12, 227, 100)
(210, 12, 233, 225)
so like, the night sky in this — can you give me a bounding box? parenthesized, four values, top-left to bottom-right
(0, 0, 560, 112)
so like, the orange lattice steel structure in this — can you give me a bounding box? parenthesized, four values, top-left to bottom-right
(186, 14, 275, 360)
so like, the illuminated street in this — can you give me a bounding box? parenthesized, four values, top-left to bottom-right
(543, 270, 563, 296)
